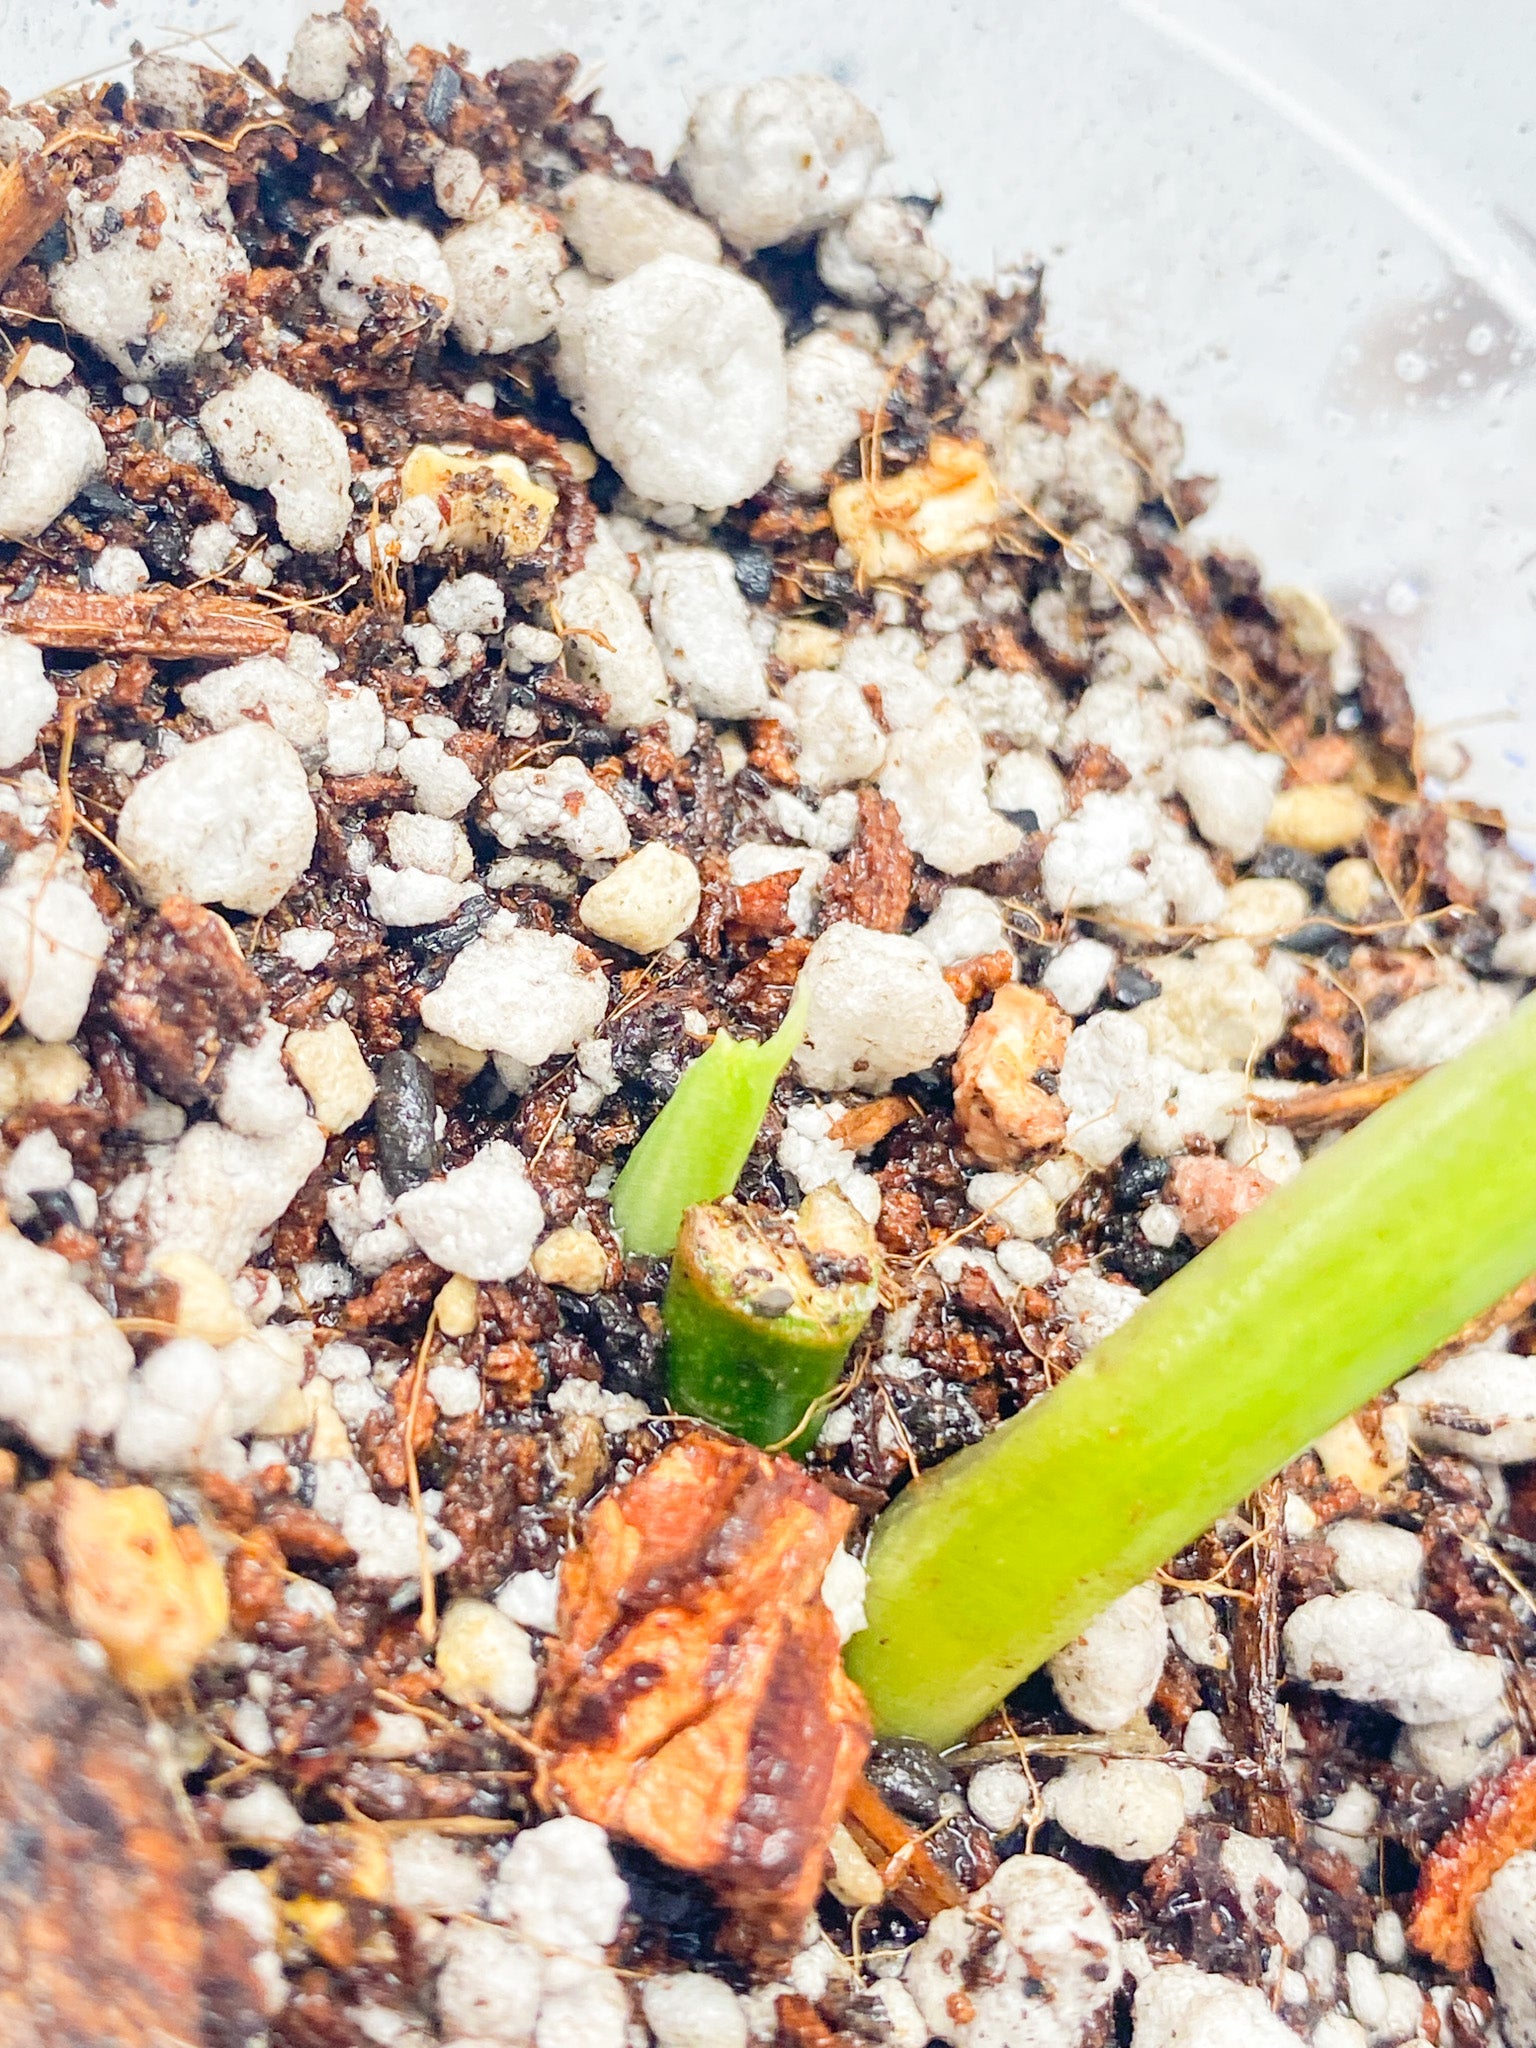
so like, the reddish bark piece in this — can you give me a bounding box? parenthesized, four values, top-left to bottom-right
(535, 1433, 872, 1959)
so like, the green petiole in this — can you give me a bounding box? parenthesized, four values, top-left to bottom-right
(665, 1186, 881, 1455)
(610, 991, 807, 1257)
(846, 995, 1536, 1749)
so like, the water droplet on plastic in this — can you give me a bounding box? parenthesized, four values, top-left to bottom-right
(1384, 577, 1422, 618)
(1394, 350, 1429, 385)
(1466, 323, 1495, 357)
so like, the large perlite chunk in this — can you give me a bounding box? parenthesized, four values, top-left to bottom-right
(676, 76, 885, 252)
(116, 725, 317, 915)
(557, 256, 787, 508)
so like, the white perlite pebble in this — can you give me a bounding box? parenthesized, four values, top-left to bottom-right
(905, 1855, 1120, 2048)
(117, 724, 316, 914)
(427, 572, 505, 636)
(488, 755, 631, 866)
(309, 216, 453, 331)
(388, 1833, 486, 1916)
(1400, 1697, 1520, 1790)
(420, 914, 607, 1064)
(395, 1141, 544, 1281)
(1057, 1010, 1157, 1168)
(818, 195, 948, 305)
(50, 152, 247, 376)
(367, 863, 479, 927)
(200, 369, 352, 553)
(1283, 1588, 1506, 1724)
(1044, 1758, 1190, 1863)
(779, 328, 887, 495)
(1371, 979, 1516, 1070)
(557, 255, 787, 508)
(221, 1781, 304, 1847)
(489, 1814, 629, 1956)
(145, 1117, 326, 1278)
(1043, 937, 1116, 1016)
(396, 735, 480, 818)
(1397, 1348, 1536, 1463)
(560, 171, 721, 279)
(967, 1170, 1056, 1242)
(554, 568, 671, 729)
(782, 669, 886, 792)
(284, 11, 363, 102)
(0, 848, 110, 1042)
(0, 389, 106, 540)
(434, 1597, 538, 1715)
(579, 842, 700, 954)
(217, 1020, 308, 1138)
(115, 1329, 302, 1470)
(795, 924, 966, 1094)
(185, 521, 237, 579)
(181, 653, 329, 764)
(649, 547, 770, 717)
(386, 812, 472, 881)
(968, 1762, 1034, 1834)
(91, 545, 149, 596)
(821, 1546, 868, 1644)
(1324, 1518, 1423, 1606)
(343, 1490, 460, 1582)
(1048, 1581, 1168, 1731)
(989, 746, 1067, 832)
(641, 1972, 748, 2048)
(1174, 740, 1286, 860)
(441, 200, 567, 354)
(1140, 941, 1286, 1073)
(0, 633, 55, 768)
(432, 147, 497, 222)
(879, 699, 1022, 876)
(1058, 1267, 1142, 1351)
(13, 343, 72, 389)
(1130, 1963, 1298, 2048)
(677, 76, 884, 252)
(1476, 1852, 1536, 2048)
(916, 886, 1013, 971)
(496, 1568, 561, 1634)
(436, 1921, 542, 2045)
(0, 1232, 133, 1456)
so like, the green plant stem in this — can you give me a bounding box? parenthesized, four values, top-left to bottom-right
(665, 1187, 880, 1455)
(609, 991, 807, 1258)
(846, 996, 1536, 1748)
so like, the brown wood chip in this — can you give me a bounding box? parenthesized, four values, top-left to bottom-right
(1248, 1068, 1424, 1134)
(827, 1095, 915, 1154)
(0, 153, 68, 291)
(4, 586, 290, 659)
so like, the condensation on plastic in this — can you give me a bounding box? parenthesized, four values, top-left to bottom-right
(6, 0, 1535, 833)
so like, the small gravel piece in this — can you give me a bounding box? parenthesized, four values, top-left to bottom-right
(434, 1597, 538, 1715)
(283, 1019, 376, 1134)
(579, 842, 701, 954)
